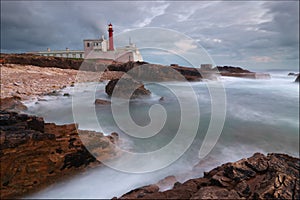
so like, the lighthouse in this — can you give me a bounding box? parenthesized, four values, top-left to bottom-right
(108, 23, 114, 51)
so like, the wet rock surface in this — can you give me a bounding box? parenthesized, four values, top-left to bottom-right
(105, 78, 151, 99)
(0, 111, 118, 199)
(118, 153, 300, 199)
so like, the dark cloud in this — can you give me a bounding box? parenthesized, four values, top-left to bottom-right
(1, 1, 298, 69)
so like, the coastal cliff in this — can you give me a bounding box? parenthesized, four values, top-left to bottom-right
(117, 153, 300, 199)
(0, 111, 118, 199)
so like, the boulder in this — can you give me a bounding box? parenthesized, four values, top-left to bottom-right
(105, 78, 151, 99)
(118, 153, 300, 199)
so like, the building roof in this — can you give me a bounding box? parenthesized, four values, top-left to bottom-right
(83, 38, 104, 42)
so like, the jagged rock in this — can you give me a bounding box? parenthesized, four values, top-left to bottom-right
(0, 111, 118, 199)
(295, 74, 300, 82)
(118, 153, 300, 199)
(95, 99, 111, 105)
(105, 78, 151, 99)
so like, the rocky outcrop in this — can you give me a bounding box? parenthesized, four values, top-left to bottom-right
(0, 111, 118, 199)
(118, 153, 300, 199)
(295, 74, 300, 82)
(0, 53, 116, 72)
(106, 62, 272, 81)
(288, 72, 299, 76)
(107, 62, 203, 81)
(216, 66, 251, 73)
(1, 53, 83, 70)
(216, 66, 271, 79)
(105, 78, 151, 99)
(106, 61, 148, 72)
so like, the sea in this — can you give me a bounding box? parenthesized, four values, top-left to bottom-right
(24, 69, 299, 199)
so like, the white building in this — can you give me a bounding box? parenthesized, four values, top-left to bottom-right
(28, 48, 84, 59)
(28, 23, 143, 63)
(83, 23, 143, 62)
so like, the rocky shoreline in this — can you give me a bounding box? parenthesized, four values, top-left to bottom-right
(0, 63, 125, 100)
(0, 110, 119, 199)
(0, 54, 297, 199)
(117, 153, 300, 199)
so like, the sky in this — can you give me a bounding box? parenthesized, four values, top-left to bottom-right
(1, 1, 299, 70)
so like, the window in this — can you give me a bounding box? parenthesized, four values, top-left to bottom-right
(87, 42, 90, 47)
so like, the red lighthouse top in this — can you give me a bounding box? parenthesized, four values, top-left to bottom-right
(108, 23, 113, 31)
(108, 23, 114, 51)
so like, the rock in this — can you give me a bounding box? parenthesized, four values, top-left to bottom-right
(216, 66, 251, 73)
(216, 66, 270, 79)
(107, 61, 203, 82)
(159, 97, 164, 102)
(118, 153, 300, 199)
(118, 184, 159, 199)
(288, 72, 297, 76)
(63, 93, 70, 96)
(157, 175, 177, 191)
(0, 111, 119, 199)
(295, 74, 299, 82)
(1, 53, 83, 70)
(95, 99, 111, 105)
(0, 97, 27, 111)
(105, 78, 151, 99)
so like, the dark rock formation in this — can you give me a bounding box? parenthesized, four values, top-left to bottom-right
(117, 153, 300, 199)
(107, 62, 203, 81)
(216, 66, 270, 79)
(105, 78, 151, 99)
(288, 72, 298, 76)
(0, 111, 118, 199)
(216, 66, 251, 73)
(1, 53, 83, 70)
(107, 61, 148, 72)
(95, 99, 111, 105)
(1, 53, 112, 72)
(295, 74, 300, 82)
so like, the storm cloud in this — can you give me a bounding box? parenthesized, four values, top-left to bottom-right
(1, 1, 299, 69)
